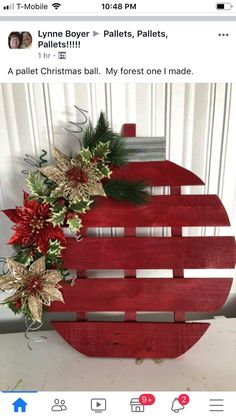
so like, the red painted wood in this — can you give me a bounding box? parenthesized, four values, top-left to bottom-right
(171, 228, 182, 237)
(170, 186, 185, 321)
(171, 186, 181, 195)
(124, 227, 136, 321)
(80, 195, 230, 228)
(63, 236, 236, 270)
(124, 314, 136, 322)
(111, 160, 204, 186)
(79, 227, 87, 236)
(47, 158, 235, 358)
(123, 128, 137, 322)
(124, 227, 136, 237)
(124, 296, 136, 320)
(76, 312, 86, 321)
(76, 270, 87, 278)
(175, 312, 186, 322)
(123, 123, 136, 137)
(49, 278, 232, 312)
(52, 322, 210, 358)
(76, 271, 87, 321)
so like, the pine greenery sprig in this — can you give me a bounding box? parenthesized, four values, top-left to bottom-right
(83, 112, 129, 167)
(103, 179, 150, 205)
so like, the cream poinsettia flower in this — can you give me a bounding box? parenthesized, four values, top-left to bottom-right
(0, 256, 64, 322)
(41, 147, 106, 202)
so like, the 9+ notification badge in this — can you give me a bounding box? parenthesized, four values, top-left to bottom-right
(130, 394, 155, 413)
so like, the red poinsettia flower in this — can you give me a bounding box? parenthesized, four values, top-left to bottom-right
(3, 192, 65, 254)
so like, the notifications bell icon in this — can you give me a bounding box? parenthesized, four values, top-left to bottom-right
(171, 398, 185, 413)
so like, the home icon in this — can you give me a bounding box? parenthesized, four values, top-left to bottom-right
(12, 398, 28, 413)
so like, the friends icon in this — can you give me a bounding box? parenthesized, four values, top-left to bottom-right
(51, 399, 67, 412)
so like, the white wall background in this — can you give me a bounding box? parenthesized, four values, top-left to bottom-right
(1, 83, 236, 324)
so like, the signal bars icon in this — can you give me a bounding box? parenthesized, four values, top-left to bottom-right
(52, 2, 61, 9)
(3, 3, 14, 9)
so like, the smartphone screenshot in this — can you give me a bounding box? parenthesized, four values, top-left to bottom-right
(0, 1, 236, 418)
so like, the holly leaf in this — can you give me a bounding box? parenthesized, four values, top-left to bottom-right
(47, 239, 65, 259)
(14, 250, 33, 266)
(48, 207, 66, 227)
(69, 199, 93, 214)
(97, 163, 112, 179)
(27, 172, 45, 197)
(92, 141, 110, 160)
(7, 301, 22, 315)
(67, 216, 82, 233)
(43, 196, 57, 204)
(79, 148, 92, 162)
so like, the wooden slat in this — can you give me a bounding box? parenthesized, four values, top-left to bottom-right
(170, 186, 185, 322)
(63, 236, 236, 270)
(49, 278, 232, 313)
(80, 195, 230, 228)
(111, 160, 204, 186)
(124, 227, 136, 321)
(123, 123, 136, 137)
(53, 322, 210, 358)
(123, 127, 137, 323)
(76, 266, 87, 321)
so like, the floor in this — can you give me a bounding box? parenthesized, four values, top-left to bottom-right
(0, 317, 235, 391)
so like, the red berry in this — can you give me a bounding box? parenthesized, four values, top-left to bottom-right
(14, 299, 22, 309)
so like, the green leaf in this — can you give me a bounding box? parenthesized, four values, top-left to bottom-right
(43, 196, 57, 204)
(67, 215, 82, 233)
(92, 141, 110, 160)
(13, 244, 34, 266)
(14, 251, 33, 266)
(7, 302, 22, 315)
(97, 163, 112, 179)
(69, 199, 93, 214)
(22, 304, 34, 320)
(5, 299, 35, 320)
(46, 239, 65, 259)
(59, 268, 70, 281)
(79, 147, 92, 162)
(27, 172, 45, 197)
(48, 207, 66, 227)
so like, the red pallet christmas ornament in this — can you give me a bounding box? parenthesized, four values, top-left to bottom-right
(49, 125, 236, 358)
(2, 117, 235, 358)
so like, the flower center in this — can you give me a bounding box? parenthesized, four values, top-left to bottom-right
(66, 167, 88, 185)
(29, 216, 45, 233)
(26, 275, 43, 295)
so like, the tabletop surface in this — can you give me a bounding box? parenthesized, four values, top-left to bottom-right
(0, 317, 235, 391)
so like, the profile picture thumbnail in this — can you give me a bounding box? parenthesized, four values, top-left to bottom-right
(8, 31, 32, 49)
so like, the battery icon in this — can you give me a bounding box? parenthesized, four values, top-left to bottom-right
(216, 3, 233, 9)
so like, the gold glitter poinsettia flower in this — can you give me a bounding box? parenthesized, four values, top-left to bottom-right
(41, 147, 106, 202)
(0, 256, 64, 322)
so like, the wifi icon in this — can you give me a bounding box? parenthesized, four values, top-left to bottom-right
(52, 2, 61, 9)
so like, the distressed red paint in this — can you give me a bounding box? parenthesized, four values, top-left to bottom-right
(50, 129, 235, 358)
